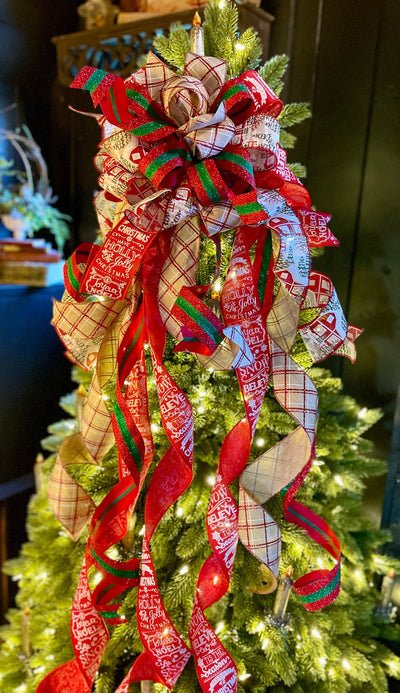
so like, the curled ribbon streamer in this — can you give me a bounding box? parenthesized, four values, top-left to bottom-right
(127, 237, 193, 688)
(186, 229, 272, 693)
(40, 49, 363, 693)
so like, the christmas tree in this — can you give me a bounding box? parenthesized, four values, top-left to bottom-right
(1, 2, 400, 693)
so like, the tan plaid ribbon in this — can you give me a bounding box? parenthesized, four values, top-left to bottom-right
(47, 432, 96, 540)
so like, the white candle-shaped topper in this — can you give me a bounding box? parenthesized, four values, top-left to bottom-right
(21, 606, 32, 658)
(380, 569, 396, 607)
(190, 11, 204, 56)
(34, 453, 44, 493)
(272, 566, 293, 622)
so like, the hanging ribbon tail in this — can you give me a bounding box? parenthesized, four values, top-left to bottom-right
(293, 562, 341, 611)
(115, 652, 164, 693)
(70, 67, 132, 126)
(36, 658, 90, 693)
(47, 432, 96, 541)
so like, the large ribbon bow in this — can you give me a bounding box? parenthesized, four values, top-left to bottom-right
(38, 52, 362, 693)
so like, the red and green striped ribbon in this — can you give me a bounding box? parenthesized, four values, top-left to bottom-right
(125, 85, 175, 141)
(139, 139, 191, 190)
(252, 228, 275, 318)
(280, 489, 341, 609)
(187, 158, 229, 206)
(63, 243, 93, 301)
(70, 67, 175, 140)
(118, 305, 146, 386)
(215, 145, 255, 189)
(71, 67, 131, 125)
(229, 190, 267, 226)
(172, 286, 224, 356)
(85, 478, 141, 624)
(294, 563, 341, 611)
(212, 78, 255, 124)
(112, 302, 146, 484)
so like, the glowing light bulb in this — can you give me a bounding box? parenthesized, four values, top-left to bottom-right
(334, 474, 344, 487)
(179, 565, 189, 575)
(102, 394, 109, 401)
(163, 627, 170, 637)
(358, 407, 368, 419)
(198, 405, 205, 414)
(239, 672, 251, 681)
(255, 437, 265, 447)
(342, 659, 351, 671)
(235, 42, 245, 51)
(206, 475, 216, 487)
(213, 575, 219, 586)
(93, 571, 103, 586)
(261, 637, 269, 650)
(313, 458, 324, 467)
(311, 628, 321, 639)
(176, 507, 184, 517)
(151, 422, 160, 433)
(213, 279, 222, 293)
(319, 657, 327, 666)
(255, 621, 264, 633)
(215, 621, 225, 634)
(139, 525, 145, 536)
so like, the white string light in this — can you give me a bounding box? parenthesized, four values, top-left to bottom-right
(342, 659, 351, 671)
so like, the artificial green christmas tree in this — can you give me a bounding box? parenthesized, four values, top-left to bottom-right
(1, 3, 400, 693)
